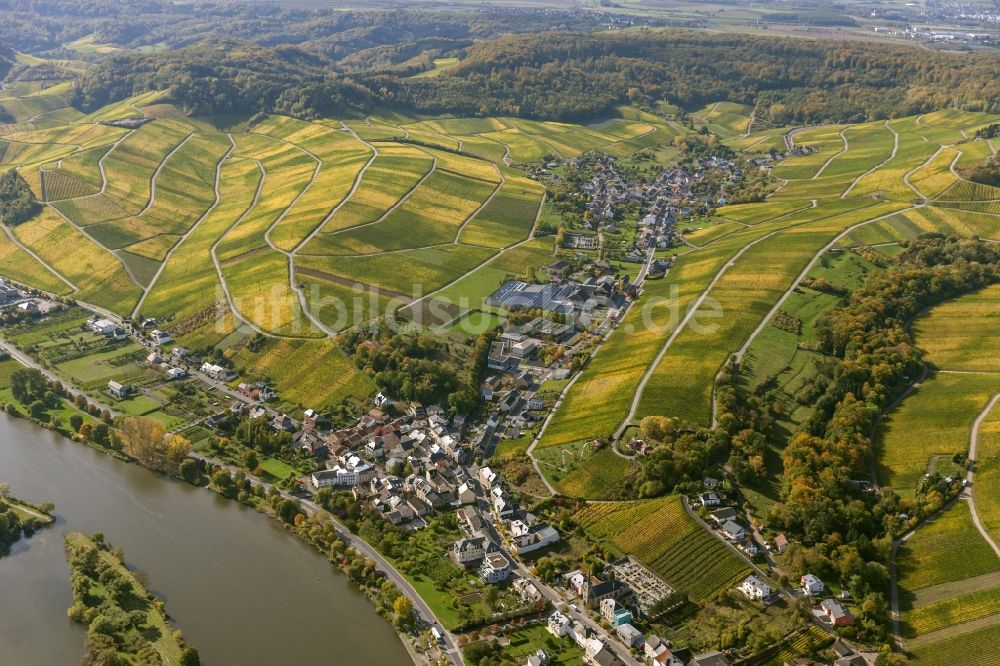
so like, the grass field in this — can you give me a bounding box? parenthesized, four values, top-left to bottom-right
(574, 496, 750, 601)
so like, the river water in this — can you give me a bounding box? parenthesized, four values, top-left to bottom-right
(0, 414, 409, 665)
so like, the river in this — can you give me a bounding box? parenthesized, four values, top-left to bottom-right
(0, 414, 409, 665)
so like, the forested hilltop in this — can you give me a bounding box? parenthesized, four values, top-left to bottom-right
(0, 0, 610, 58)
(69, 41, 375, 118)
(392, 31, 1000, 121)
(66, 29, 1000, 123)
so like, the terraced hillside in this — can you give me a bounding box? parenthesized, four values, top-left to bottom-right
(886, 285, 1000, 662)
(0, 88, 683, 409)
(529, 108, 1000, 500)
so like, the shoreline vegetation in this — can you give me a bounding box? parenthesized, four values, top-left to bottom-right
(64, 531, 199, 666)
(0, 483, 54, 556)
(0, 381, 431, 666)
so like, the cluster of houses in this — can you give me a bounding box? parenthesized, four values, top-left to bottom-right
(546, 606, 733, 666)
(449, 466, 562, 584)
(299, 402, 484, 530)
(698, 481, 762, 559)
(547, 610, 627, 666)
(145, 347, 188, 381)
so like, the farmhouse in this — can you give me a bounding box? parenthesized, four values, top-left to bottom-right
(151, 329, 172, 344)
(698, 492, 721, 507)
(721, 520, 745, 541)
(710, 507, 738, 524)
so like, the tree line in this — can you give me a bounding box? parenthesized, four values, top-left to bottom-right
(68, 30, 1000, 124)
(388, 31, 1000, 122)
(715, 234, 999, 650)
(0, 170, 39, 226)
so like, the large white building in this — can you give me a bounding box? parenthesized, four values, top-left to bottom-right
(739, 575, 771, 601)
(479, 551, 511, 584)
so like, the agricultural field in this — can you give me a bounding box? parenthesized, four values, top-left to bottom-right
(12, 207, 142, 313)
(897, 504, 1000, 594)
(531, 106, 1000, 499)
(912, 283, 1000, 373)
(691, 101, 754, 137)
(975, 404, 1000, 548)
(574, 496, 750, 601)
(876, 372, 1000, 494)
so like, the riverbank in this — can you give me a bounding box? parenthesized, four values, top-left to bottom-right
(0, 394, 433, 665)
(0, 489, 53, 556)
(0, 412, 412, 665)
